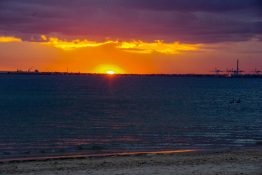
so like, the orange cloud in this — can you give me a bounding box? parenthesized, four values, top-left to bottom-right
(40, 35, 202, 54)
(118, 40, 202, 54)
(0, 36, 22, 43)
(0, 35, 203, 55)
(42, 36, 117, 50)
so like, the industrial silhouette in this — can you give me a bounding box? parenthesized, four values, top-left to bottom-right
(226, 59, 244, 76)
(211, 59, 261, 77)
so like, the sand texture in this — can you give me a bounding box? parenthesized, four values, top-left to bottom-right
(0, 149, 261, 175)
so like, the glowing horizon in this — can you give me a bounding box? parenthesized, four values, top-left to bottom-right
(0, 35, 261, 74)
(0, 0, 261, 74)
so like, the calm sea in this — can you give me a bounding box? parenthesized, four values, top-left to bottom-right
(0, 74, 261, 160)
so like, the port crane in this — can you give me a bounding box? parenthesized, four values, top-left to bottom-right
(250, 69, 261, 75)
(226, 59, 244, 76)
(210, 68, 224, 75)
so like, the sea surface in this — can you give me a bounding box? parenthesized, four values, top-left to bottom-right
(0, 74, 261, 160)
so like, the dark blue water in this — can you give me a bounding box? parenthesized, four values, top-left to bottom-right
(0, 75, 261, 160)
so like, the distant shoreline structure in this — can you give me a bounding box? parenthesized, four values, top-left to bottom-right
(0, 71, 262, 78)
(210, 59, 261, 78)
(1, 60, 260, 78)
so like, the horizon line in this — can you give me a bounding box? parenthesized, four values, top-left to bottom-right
(1, 70, 262, 77)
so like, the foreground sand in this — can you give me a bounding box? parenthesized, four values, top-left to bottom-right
(0, 149, 261, 175)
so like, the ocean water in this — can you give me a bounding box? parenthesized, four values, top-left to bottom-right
(0, 74, 261, 160)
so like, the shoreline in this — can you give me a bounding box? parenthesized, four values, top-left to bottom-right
(1, 71, 262, 78)
(0, 149, 196, 164)
(0, 148, 261, 175)
(0, 147, 260, 163)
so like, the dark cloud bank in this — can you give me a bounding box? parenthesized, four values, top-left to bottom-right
(0, 0, 261, 43)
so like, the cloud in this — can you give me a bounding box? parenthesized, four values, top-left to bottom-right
(0, 0, 261, 43)
(0, 36, 21, 42)
(42, 36, 117, 50)
(121, 0, 262, 12)
(0, 35, 202, 54)
(117, 40, 202, 54)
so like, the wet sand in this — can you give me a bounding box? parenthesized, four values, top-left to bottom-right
(0, 149, 261, 175)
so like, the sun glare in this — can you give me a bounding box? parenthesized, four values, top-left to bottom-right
(94, 64, 124, 75)
(106, 70, 115, 75)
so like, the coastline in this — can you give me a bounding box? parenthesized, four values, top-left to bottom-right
(1, 71, 262, 78)
(0, 149, 195, 164)
(0, 148, 261, 175)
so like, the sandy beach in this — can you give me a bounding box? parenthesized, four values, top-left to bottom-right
(0, 149, 261, 175)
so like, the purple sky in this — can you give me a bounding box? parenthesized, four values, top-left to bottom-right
(0, 0, 261, 73)
(1, 0, 261, 43)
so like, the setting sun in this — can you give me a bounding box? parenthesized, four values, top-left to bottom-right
(106, 70, 115, 75)
(93, 64, 124, 74)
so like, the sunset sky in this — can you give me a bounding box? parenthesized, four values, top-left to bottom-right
(0, 0, 262, 74)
